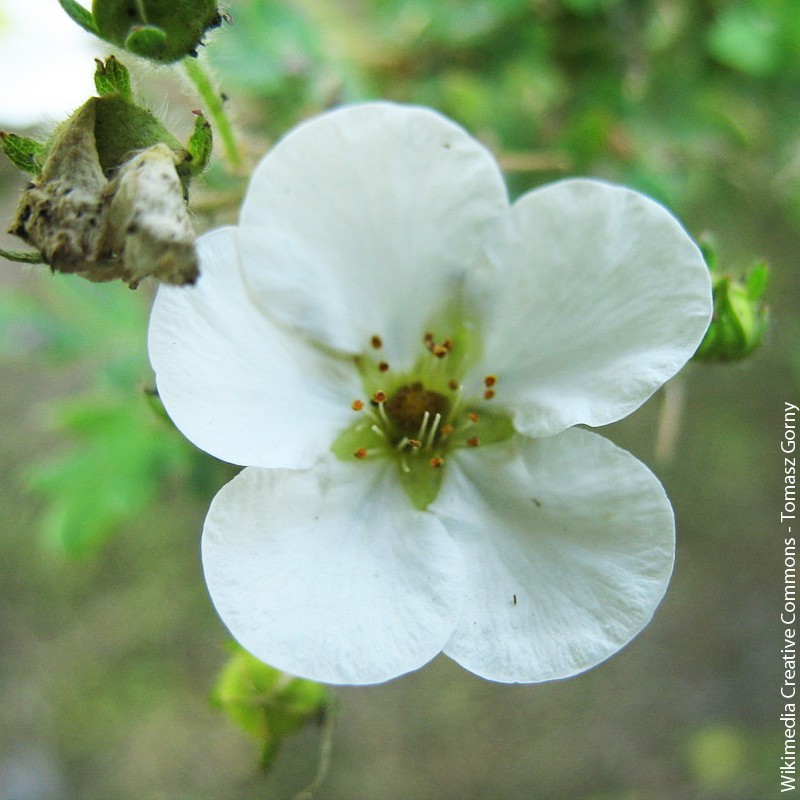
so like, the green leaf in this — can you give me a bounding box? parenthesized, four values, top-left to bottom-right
(94, 55, 132, 99)
(0, 131, 46, 173)
(57, 0, 99, 35)
(25, 391, 194, 555)
(186, 111, 213, 175)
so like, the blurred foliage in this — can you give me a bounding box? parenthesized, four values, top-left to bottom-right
(0, 275, 225, 554)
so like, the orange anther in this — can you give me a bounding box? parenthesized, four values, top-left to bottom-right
(371, 335, 383, 349)
(468, 412, 480, 422)
(373, 390, 388, 403)
(484, 389, 495, 400)
(351, 399, 364, 411)
(466, 436, 480, 447)
(430, 456, 445, 468)
(484, 375, 497, 387)
(354, 448, 368, 459)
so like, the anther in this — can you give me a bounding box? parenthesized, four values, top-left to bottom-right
(378, 361, 389, 372)
(466, 436, 480, 447)
(430, 456, 445, 468)
(351, 399, 364, 411)
(354, 448, 368, 459)
(407, 439, 422, 449)
(468, 412, 480, 423)
(440, 423, 454, 436)
(373, 390, 388, 403)
(484, 375, 497, 387)
(371, 335, 383, 349)
(432, 344, 448, 358)
(484, 389, 496, 400)
(448, 379, 459, 391)
(423, 332, 434, 345)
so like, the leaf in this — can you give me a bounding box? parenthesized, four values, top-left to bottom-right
(94, 55, 132, 99)
(25, 391, 194, 555)
(0, 131, 46, 173)
(57, 0, 99, 35)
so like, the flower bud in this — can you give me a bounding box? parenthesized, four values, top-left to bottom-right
(694, 261, 769, 362)
(60, 0, 226, 63)
(211, 644, 329, 769)
(6, 90, 199, 286)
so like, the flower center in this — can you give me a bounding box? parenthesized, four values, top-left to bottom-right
(384, 382, 449, 438)
(331, 329, 514, 509)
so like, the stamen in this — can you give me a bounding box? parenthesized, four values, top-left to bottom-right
(440, 423, 454, 436)
(430, 456, 445, 468)
(448, 379, 459, 391)
(395, 436, 410, 452)
(373, 390, 391, 427)
(378, 361, 390, 372)
(468, 412, 480, 423)
(407, 439, 422, 449)
(425, 412, 442, 449)
(371, 335, 383, 349)
(484, 389, 496, 400)
(484, 375, 497, 387)
(466, 436, 480, 447)
(417, 410, 431, 441)
(351, 399, 364, 411)
(354, 448, 368, 459)
(370, 424, 387, 438)
(432, 344, 448, 358)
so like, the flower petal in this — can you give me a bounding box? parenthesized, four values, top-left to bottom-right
(238, 102, 508, 365)
(432, 429, 674, 683)
(202, 459, 465, 685)
(468, 179, 712, 435)
(148, 228, 359, 469)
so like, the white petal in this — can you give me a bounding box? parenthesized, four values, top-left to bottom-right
(202, 459, 465, 685)
(431, 429, 674, 683)
(468, 179, 712, 436)
(238, 102, 508, 366)
(148, 228, 359, 468)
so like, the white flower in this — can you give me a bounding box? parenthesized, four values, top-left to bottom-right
(148, 102, 712, 686)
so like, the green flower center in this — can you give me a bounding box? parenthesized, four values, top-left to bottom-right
(331, 329, 514, 509)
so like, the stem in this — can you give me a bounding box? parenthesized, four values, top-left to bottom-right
(182, 57, 242, 171)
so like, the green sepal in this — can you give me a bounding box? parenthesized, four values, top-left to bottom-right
(94, 56, 132, 100)
(0, 131, 46, 174)
(0, 247, 46, 264)
(211, 643, 329, 771)
(398, 458, 446, 511)
(91, 94, 185, 176)
(463, 410, 516, 447)
(185, 111, 213, 176)
(58, 0, 100, 35)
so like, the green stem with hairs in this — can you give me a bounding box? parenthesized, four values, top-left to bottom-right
(182, 57, 242, 171)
